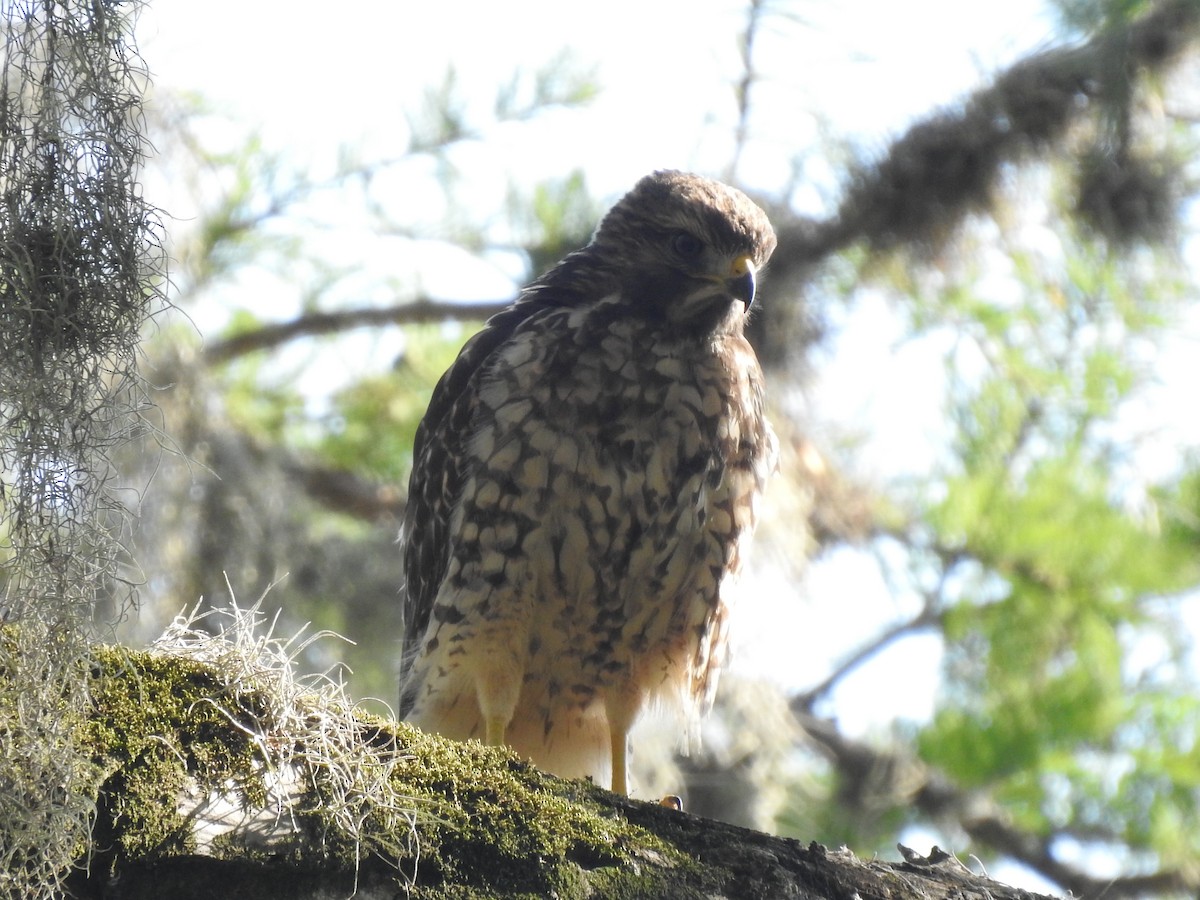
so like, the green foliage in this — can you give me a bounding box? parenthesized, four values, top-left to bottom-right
(407, 54, 598, 155)
(511, 170, 601, 276)
(1053, 0, 1157, 33)
(495, 49, 600, 118)
(315, 326, 473, 483)
(221, 345, 308, 444)
(181, 134, 306, 294)
(891, 165, 1200, 869)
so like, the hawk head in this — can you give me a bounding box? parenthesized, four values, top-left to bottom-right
(587, 170, 777, 335)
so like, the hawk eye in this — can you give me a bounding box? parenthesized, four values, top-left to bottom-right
(671, 231, 704, 259)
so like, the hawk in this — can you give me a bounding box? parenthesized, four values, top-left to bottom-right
(398, 170, 777, 794)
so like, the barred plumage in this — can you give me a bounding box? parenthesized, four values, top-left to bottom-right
(399, 170, 777, 794)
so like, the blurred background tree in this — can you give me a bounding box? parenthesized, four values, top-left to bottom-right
(112, 0, 1200, 896)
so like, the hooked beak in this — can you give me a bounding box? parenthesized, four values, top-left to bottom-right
(727, 255, 757, 310)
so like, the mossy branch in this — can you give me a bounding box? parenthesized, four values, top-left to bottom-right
(49, 609, 1060, 900)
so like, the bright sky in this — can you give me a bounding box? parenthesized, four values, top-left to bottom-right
(135, 0, 1052, 748)
(135, 0, 1063, 701)
(138, 0, 1055, 193)
(134, 2, 1183, 890)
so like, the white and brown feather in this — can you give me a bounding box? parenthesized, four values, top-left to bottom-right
(399, 170, 777, 788)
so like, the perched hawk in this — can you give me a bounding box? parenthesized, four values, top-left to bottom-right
(398, 170, 777, 794)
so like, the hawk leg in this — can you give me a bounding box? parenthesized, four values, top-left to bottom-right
(485, 715, 507, 747)
(605, 686, 640, 795)
(474, 654, 521, 750)
(610, 728, 629, 796)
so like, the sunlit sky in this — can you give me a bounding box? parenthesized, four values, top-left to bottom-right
(138, 0, 1055, 195)
(135, 0, 1060, 702)
(132, 2, 1195, 889)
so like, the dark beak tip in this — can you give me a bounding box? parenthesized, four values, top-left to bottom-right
(731, 270, 757, 309)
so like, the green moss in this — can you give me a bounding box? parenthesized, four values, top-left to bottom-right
(73, 646, 705, 897)
(386, 730, 621, 889)
(84, 647, 266, 861)
(303, 717, 698, 896)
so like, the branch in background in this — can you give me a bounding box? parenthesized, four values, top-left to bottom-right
(771, 0, 1200, 270)
(728, 0, 767, 183)
(280, 459, 405, 522)
(790, 436, 882, 550)
(282, 426, 886, 536)
(200, 6, 1200, 377)
(791, 604, 942, 714)
(796, 711, 1198, 899)
(202, 300, 509, 366)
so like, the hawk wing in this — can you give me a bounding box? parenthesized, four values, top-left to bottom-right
(398, 278, 588, 712)
(400, 306, 525, 666)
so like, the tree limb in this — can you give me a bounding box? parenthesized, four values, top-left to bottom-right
(69, 644, 1064, 900)
(791, 602, 942, 714)
(202, 300, 509, 366)
(279, 458, 406, 522)
(795, 711, 1200, 899)
(770, 0, 1200, 269)
(199, 5, 1200, 377)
